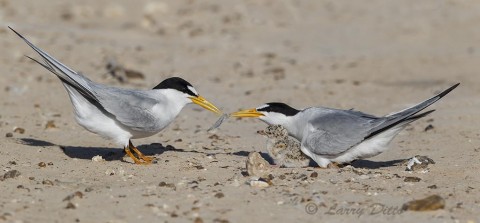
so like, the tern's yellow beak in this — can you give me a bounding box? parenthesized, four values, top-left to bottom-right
(190, 96, 222, 114)
(230, 108, 264, 118)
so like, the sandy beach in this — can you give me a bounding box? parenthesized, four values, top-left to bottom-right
(1, 1, 479, 222)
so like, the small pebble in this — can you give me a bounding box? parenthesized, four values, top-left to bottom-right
(246, 152, 271, 178)
(63, 191, 84, 201)
(91, 155, 105, 162)
(42, 180, 54, 186)
(124, 69, 145, 79)
(13, 127, 25, 134)
(45, 120, 56, 129)
(159, 182, 176, 189)
(214, 192, 224, 198)
(424, 124, 434, 132)
(267, 174, 274, 181)
(310, 172, 318, 178)
(38, 162, 47, 168)
(65, 202, 76, 209)
(5, 132, 13, 137)
(404, 176, 421, 182)
(402, 195, 445, 211)
(258, 177, 273, 186)
(85, 187, 94, 192)
(213, 218, 230, 223)
(405, 156, 435, 171)
(3, 170, 21, 180)
(250, 180, 270, 188)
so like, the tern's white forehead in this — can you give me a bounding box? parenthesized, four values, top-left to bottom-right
(187, 86, 198, 96)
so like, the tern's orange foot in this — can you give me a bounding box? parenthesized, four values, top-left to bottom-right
(141, 155, 154, 163)
(135, 160, 151, 165)
(124, 146, 151, 165)
(131, 146, 154, 163)
(137, 156, 153, 164)
(127, 140, 154, 164)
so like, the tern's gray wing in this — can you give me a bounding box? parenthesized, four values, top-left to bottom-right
(302, 83, 459, 156)
(93, 87, 162, 132)
(301, 109, 381, 156)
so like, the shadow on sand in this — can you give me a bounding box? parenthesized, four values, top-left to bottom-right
(18, 138, 252, 162)
(18, 138, 404, 169)
(349, 159, 406, 169)
(19, 138, 169, 161)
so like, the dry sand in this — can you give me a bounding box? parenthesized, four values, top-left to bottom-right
(0, 1, 479, 222)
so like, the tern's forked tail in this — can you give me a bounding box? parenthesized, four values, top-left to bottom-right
(8, 26, 98, 103)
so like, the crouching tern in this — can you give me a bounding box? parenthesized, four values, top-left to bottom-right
(232, 83, 459, 168)
(9, 27, 221, 164)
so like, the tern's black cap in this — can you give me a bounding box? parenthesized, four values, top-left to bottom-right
(153, 77, 198, 96)
(258, 102, 300, 116)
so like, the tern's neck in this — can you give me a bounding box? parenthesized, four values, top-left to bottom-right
(152, 89, 190, 119)
(284, 112, 308, 140)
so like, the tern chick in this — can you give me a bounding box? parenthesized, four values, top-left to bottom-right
(257, 125, 310, 168)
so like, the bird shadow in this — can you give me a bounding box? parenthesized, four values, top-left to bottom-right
(18, 138, 179, 161)
(17, 138, 407, 168)
(349, 159, 406, 169)
(17, 138, 252, 162)
(231, 151, 252, 157)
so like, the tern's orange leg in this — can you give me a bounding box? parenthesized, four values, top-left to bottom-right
(129, 140, 154, 163)
(124, 146, 146, 164)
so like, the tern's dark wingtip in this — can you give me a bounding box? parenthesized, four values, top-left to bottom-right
(8, 26, 27, 40)
(437, 82, 460, 99)
(410, 109, 436, 120)
(8, 26, 19, 35)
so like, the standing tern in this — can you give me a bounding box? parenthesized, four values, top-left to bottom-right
(232, 83, 459, 168)
(9, 27, 221, 164)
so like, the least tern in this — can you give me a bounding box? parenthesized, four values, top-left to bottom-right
(232, 83, 459, 168)
(10, 27, 221, 164)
